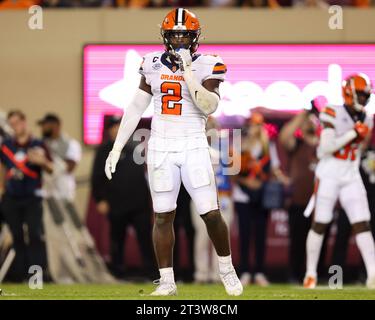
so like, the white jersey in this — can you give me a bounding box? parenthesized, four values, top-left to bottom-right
(139, 51, 226, 152)
(316, 104, 373, 182)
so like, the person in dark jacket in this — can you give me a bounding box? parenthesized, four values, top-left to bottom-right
(0, 110, 53, 282)
(91, 116, 155, 279)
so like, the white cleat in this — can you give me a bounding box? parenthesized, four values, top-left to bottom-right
(219, 268, 243, 296)
(150, 279, 177, 296)
(366, 276, 375, 289)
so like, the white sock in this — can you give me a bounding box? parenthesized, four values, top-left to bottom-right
(305, 230, 324, 278)
(356, 231, 375, 278)
(218, 255, 233, 273)
(159, 267, 175, 283)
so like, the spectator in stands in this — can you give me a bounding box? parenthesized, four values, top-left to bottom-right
(37, 113, 81, 202)
(91, 116, 156, 279)
(232, 112, 288, 286)
(40, 0, 105, 7)
(0, 110, 53, 282)
(293, 0, 328, 7)
(204, 0, 235, 6)
(279, 109, 320, 282)
(0, 110, 12, 234)
(191, 117, 234, 283)
(147, 0, 203, 6)
(238, 0, 281, 7)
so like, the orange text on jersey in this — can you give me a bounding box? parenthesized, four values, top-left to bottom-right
(160, 74, 184, 81)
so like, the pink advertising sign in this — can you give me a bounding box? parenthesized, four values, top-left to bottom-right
(83, 44, 375, 145)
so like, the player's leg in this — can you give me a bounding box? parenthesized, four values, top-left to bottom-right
(147, 151, 181, 295)
(340, 179, 375, 288)
(181, 148, 242, 295)
(211, 196, 234, 282)
(152, 211, 176, 269)
(181, 149, 230, 256)
(190, 200, 210, 283)
(304, 178, 338, 288)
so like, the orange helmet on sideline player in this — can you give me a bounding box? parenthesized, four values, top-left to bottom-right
(342, 73, 373, 112)
(160, 8, 201, 54)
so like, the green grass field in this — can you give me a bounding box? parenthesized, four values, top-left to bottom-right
(0, 283, 375, 300)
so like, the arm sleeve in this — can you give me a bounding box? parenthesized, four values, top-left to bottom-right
(183, 68, 220, 116)
(318, 127, 357, 157)
(112, 88, 152, 151)
(183, 55, 226, 115)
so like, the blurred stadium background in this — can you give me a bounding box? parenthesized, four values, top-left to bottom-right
(1, 4, 375, 294)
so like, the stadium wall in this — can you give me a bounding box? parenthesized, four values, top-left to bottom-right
(0, 8, 375, 214)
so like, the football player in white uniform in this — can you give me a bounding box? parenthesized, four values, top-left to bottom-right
(304, 74, 375, 289)
(104, 8, 242, 296)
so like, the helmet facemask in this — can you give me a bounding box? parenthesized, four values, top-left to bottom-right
(161, 29, 200, 55)
(350, 78, 372, 112)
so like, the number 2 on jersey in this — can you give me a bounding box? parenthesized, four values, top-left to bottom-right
(161, 82, 182, 115)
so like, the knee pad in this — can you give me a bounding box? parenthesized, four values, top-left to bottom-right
(153, 199, 177, 214)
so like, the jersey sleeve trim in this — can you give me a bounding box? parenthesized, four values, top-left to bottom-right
(321, 106, 336, 118)
(212, 63, 227, 75)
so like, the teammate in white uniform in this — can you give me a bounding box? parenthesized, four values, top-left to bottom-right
(104, 8, 242, 296)
(304, 74, 375, 289)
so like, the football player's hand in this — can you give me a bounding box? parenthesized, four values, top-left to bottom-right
(174, 48, 192, 71)
(354, 121, 369, 141)
(105, 149, 121, 180)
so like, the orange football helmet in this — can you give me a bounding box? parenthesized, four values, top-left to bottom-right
(342, 73, 372, 112)
(160, 8, 201, 54)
